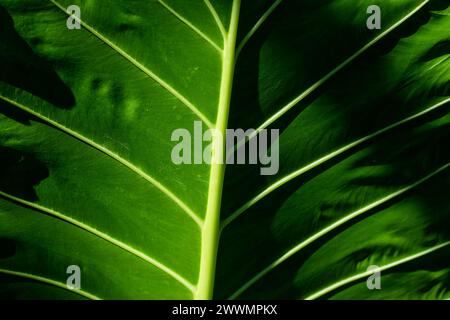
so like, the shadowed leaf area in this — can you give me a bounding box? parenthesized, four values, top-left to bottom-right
(0, 146, 48, 201)
(0, 5, 75, 108)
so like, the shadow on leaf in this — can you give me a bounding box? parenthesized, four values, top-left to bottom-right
(0, 5, 75, 109)
(0, 146, 49, 202)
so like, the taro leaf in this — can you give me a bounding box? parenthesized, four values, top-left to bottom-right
(0, 0, 449, 300)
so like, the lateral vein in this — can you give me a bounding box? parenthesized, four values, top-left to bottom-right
(305, 242, 450, 300)
(0, 94, 204, 227)
(222, 97, 450, 228)
(236, 0, 283, 57)
(0, 191, 197, 294)
(203, 0, 227, 39)
(0, 268, 101, 300)
(158, 0, 222, 52)
(49, 0, 214, 129)
(254, 0, 431, 134)
(228, 164, 449, 299)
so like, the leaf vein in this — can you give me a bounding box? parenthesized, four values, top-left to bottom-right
(158, 0, 222, 52)
(0, 94, 204, 227)
(228, 165, 449, 299)
(305, 242, 450, 300)
(0, 268, 101, 300)
(254, 0, 431, 133)
(236, 0, 283, 57)
(203, 0, 227, 39)
(0, 191, 197, 294)
(49, 0, 214, 129)
(222, 97, 450, 228)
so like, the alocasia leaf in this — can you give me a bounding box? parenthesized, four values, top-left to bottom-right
(0, 0, 448, 299)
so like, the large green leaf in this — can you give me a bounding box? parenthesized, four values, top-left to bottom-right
(0, 0, 449, 300)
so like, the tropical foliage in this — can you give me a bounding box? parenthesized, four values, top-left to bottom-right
(0, 0, 449, 299)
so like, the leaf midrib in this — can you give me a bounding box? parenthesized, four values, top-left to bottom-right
(2, 0, 445, 300)
(195, 0, 241, 300)
(1, 0, 230, 300)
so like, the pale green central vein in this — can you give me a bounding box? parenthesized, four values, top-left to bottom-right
(0, 268, 101, 300)
(195, 0, 241, 300)
(0, 190, 196, 293)
(305, 242, 450, 300)
(49, 0, 214, 129)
